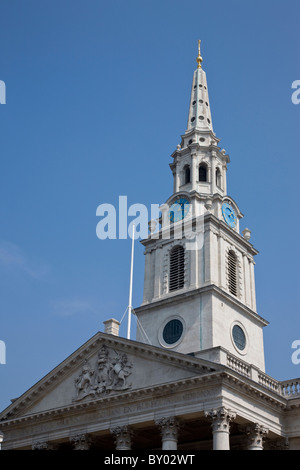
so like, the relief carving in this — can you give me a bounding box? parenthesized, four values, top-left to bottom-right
(74, 345, 132, 401)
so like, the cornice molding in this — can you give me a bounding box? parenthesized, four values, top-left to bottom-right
(0, 332, 220, 422)
(0, 368, 289, 432)
(135, 283, 269, 327)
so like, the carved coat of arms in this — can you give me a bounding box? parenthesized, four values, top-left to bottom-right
(74, 345, 133, 401)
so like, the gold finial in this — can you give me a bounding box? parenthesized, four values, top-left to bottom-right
(196, 39, 203, 69)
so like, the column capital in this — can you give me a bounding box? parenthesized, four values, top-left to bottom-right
(245, 423, 269, 450)
(155, 416, 180, 450)
(110, 425, 133, 450)
(205, 406, 236, 433)
(70, 433, 92, 450)
(155, 416, 180, 441)
(266, 437, 289, 450)
(205, 407, 236, 450)
(32, 439, 54, 450)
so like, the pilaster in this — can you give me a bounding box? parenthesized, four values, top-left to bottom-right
(249, 259, 257, 311)
(211, 153, 217, 194)
(153, 245, 163, 299)
(191, 152, 197, 189)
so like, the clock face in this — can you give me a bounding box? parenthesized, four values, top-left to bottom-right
(169, 197, 190, 222)
(222, 202, 237, 228)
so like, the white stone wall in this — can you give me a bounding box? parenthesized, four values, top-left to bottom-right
(136, 294, 204, 354)
(211, 293, 266, 372)
(136, 287, 266, 372)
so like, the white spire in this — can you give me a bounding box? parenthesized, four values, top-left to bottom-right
(186, 42, 213, 134)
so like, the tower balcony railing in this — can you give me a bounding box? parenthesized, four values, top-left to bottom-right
(226, 353, 251, 378)
(279, 380, 300, 397)
(196, 347, 300, 399)
(226, 352, 300, 398)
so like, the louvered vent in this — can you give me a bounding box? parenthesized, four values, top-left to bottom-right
(228, 250, 238, 296)
(169, 246, 185, 292)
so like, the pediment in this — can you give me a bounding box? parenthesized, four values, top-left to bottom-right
(0, 332, 220, 421)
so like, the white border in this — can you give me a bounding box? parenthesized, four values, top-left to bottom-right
(230, 320, 249, 356)
(158, 315, 186, 349)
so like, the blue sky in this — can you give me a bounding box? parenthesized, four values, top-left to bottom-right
(0, 0, 299, 412)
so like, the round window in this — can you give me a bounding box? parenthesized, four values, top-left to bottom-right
(232, 325, 246, 351)
(163, 319, 183, 345)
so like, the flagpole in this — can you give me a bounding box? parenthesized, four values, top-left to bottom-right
(127, 224, 135, 340)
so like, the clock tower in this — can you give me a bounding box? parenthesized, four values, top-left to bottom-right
(134, 42, 268, 372)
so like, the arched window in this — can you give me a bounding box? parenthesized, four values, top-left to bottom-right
(184, 165, 190, 184)
(199, 163, 207, 182)
(169, 245, 185, 292)
(216, 167, 222, 188)
(228, 250, 238, 296)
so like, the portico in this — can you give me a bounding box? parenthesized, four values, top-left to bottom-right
(0, 331, 299, 450)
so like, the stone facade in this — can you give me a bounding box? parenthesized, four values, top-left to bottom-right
(0, 332, 299, 450)
(1, 43, 299, 451)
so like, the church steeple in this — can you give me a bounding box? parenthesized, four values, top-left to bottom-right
(186, 41, 213, 134)
(135, 43, 267, 374)
(170, 41, 228, 200)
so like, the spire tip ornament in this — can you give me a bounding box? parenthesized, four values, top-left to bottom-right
(196, 39, 203, 69)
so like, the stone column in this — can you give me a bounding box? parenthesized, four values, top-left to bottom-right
(267, 437, 289, 450)
(172, 168, 176, 194)
(156, 417, 180, 450)
(218, 234, 226, 289)
(0, 431, 3, 450)
(142, 248, 154, 303)
(205, 407, 236, 450)
(242, 253, 250, 307)
(204, 228, 211, 285)
(191, 153, 197, 189)
(70, 433, 92, 450)
(110, 425, 133, 450)
(249, 259, 257, 311)
(211, 154, 217, 194)
(222, 164, 227, 194)
(245, 423, 269, 450)
(175, 164, 180, 193)
(153, 245, 163, 299)
(32, 439, 54, 450)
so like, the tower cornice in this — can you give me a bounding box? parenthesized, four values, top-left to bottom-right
(141, 209, 257, 257)
(171, 136, 230, 164)
(135, 283, 268, 328)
